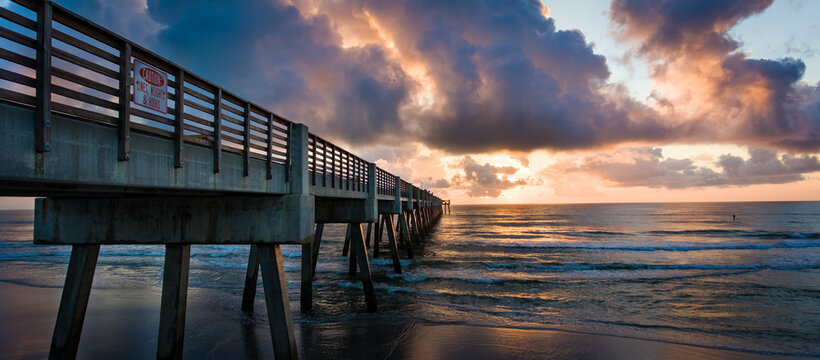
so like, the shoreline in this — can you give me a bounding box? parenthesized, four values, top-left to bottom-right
(0, 281, 808, 359)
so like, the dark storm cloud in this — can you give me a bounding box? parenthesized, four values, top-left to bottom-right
(51, 0, 819, 153)
(451, 157, 527, 197)
(558, 147, 820, 189)
(611, 0, 820, 151)
(56, 0, 414, 144)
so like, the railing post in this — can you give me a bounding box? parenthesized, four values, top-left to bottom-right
(213, 88, 222, 173)
(117, 42, 131, 161)
(321, 139, 327, 187)
(35, 0, 52, 153)
(243, 103, 250, 177)
(266, 113, 273, 180)
(173, 69, 184, 168)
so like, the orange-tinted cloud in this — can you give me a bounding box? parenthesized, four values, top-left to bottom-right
(611, 0, 820, 151)
(550, 147, 820, 189)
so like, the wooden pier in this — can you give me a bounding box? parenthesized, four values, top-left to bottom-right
(0, 1, 446, 359)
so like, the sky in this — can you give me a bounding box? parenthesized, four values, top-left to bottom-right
(0, 0, 819, 208)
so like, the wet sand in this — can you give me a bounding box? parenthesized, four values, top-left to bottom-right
(0, 281, 804, 360)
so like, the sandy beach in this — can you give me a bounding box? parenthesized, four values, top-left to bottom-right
(0, 280, 803, 360)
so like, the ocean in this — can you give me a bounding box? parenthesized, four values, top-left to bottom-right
(0, 202, 818, 358)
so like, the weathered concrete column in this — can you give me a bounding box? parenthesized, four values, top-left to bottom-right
(49, 244, 99, 360)
(372, 214, 381, 258)
(242, 245, 261, 312)
(383, 214, 402, 274)
(311, 223, 324, 278)
(259, 245, 298, 360)
(350, 223, 378, 312)
(157, 244, 191, 360)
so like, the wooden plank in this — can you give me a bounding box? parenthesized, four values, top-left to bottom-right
(181, 122, 211, 136)
(259, 245, 298, 360)
(0, 87, 35, 105)
(181, 112, 212, 128)
(174, 69, 184, 168)
(213, 88, 222, 173)
(350, 223, 378, 312)
(0, 26, 35, 47)
(182, 97, 213, 116)
(0, 6, 36, 29)
(0, 47, 36, 67)
(384, 214, 402, 274)
(52, 47, 119, 79)
(118, 42, 131, 161)
(49, 244, 99, 360)
(243, 102, 250, 177)
(51, 101, 117, 125)
(51, 5, 120, 48)
(130, 107, 174, 126)
(0, 67, 35, 86)
(35, 0, 51, 152)
(182, 85, 212, 104)
(157, 244, 190, 360)
(51, 83, 118, 110)
(241, 244, 260, 312)
(52, 28, 118, 63)
(52, 67, 118, 96)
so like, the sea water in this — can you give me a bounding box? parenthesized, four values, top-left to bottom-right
(1, 202, 818, 357)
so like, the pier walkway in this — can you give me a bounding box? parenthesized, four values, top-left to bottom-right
(0, 1, 444, 359)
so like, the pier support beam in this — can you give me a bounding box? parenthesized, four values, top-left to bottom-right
(259, 245, 298, 360)
(349, 223, 378, 312)
(383, 214, 402, 274)
(372, 214, 381, 258)
(301, 236, 314, 312)
(49, 244, 99, 360)
(242, 245, 261, 312)
(311, 223, 324, 278)
(398, 212, 414, 258)
(157, 244, 191, 360)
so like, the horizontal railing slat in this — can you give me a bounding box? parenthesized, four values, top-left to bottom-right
(52, 47, 119, 79)
(52, 67, 118, 96)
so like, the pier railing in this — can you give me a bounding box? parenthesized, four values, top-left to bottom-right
(0, 0, 441, 204)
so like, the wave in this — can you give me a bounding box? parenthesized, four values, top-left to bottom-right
(485, 241, 820, 252)
(527, 262, 820, 272)
(647, 229, 820, 239)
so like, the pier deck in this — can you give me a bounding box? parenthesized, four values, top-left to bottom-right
(0, 1, 445, 359)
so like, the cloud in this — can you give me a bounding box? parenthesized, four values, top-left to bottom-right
(50, 0, 820, 155)
(611, 0, 820, 151)
(54, 0, 161, 47)
(451, 156, 527, 197)
(552, 147, 820, 189)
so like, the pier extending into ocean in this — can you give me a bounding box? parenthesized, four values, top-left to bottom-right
(0, 1, 445, 358)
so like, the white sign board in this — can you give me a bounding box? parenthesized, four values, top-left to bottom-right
(133, 59, 168, 113)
